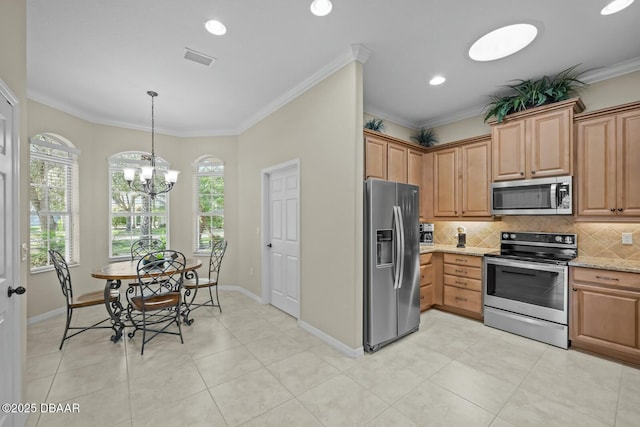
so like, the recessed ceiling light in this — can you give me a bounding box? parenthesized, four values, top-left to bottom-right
(468, 23, 538, 62)
(310, 0, 333, 17)
(601, 0, 634, 15)
(429, 75, 446, 86)
(205, 19, 227, 36)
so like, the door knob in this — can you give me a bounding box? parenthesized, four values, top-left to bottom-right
(7, 286, 26, 297)
(267, 243, 272, 248)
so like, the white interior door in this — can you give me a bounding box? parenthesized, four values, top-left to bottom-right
(266, 164, 300, 318)
(0, 84, 22, 427)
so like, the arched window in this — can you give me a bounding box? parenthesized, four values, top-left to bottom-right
(194, 156, 224, 253)
(29, 133, 79, 271)
(108, 152, 170, 258)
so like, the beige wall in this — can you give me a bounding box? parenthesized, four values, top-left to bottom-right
(433, 70, 640, 144)
(26, 100, 239, 317)
(363, 112, 416, 142)
(238, 62, 364, 349)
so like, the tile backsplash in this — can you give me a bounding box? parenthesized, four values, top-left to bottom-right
(433, 217, 640, 261)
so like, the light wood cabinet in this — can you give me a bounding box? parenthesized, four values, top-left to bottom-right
(575, 102, 640, 218)
(491, 98, 584, 181)
(440, 254, 483, 318)
(419, 253, 434, 311)
(387, 143, 407, 183)
(570, 266, 640, 365)
(364, 130, 427, 218)
(432, 137, 491, 218)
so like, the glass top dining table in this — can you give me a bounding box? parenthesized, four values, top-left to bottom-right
(91, 258, 203, 342)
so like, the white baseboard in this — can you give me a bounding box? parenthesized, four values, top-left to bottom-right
(298, 319, 364, 359)
(218, 285, 263, 304)
(27, 306, 66, 325)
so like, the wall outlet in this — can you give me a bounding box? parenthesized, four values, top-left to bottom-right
(622, 233, 633, 245)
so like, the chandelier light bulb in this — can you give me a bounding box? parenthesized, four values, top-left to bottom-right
(165, 170, 180, 183)
(310, 0, 333, 17)
(123, 168, 136, 182)
(140, 166, 155, 181)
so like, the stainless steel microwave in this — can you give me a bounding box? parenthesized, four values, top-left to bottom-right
(491, 176, 572, 215)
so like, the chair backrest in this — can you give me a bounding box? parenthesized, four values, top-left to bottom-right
(131, 236, 165, 260)
(135, 249, 186, 298)
(208, 240, 228, 283)
(48, 249, 73, 304)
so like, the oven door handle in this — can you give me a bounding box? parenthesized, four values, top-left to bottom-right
(484, 257, 567, 274)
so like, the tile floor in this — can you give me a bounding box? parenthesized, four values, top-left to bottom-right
(25, 290, 640, 427)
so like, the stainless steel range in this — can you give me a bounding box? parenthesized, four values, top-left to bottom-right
(483, 232, 577, 349)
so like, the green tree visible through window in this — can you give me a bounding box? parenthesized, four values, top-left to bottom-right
(29, 134, 79, 270)
(109, 152, 169, 257)
(195, 157, 224, 252)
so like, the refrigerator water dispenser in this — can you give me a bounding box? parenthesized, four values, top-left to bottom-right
(376, 229, 393, 267)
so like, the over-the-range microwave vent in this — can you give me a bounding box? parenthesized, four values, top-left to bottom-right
(184, 48, 216, 67)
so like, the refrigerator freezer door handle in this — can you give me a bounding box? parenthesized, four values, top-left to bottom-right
(393, 206, 401, 290)
(397, 206, 406, 288)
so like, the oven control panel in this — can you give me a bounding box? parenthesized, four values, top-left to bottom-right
(500, 232, 576, 247)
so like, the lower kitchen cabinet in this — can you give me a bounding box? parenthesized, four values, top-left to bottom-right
(570, 266, 640, 365)
(438, 253, 483, 319)
(419, 253, 434, 311)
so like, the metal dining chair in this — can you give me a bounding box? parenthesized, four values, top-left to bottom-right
(126, 249, 186, 355)
(49, 249, 120, 350)
(130, 236, 165, 260)
(183, 240, 227, 324)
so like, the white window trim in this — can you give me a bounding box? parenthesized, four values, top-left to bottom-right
(29, 134, 79, 272)
(108, 151, 171, 260)
(193, 156, 224, 254)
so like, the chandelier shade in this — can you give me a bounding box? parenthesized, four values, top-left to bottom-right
(123, 91, 179, 199)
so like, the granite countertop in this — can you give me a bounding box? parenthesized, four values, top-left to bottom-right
(420, 244, 499, 257)
(569, 256, 640, 274)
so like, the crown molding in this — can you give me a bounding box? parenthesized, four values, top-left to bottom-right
(237, 44, 372, 133)
(419, 104, 486, 129)
(363, 105, 419, 130)
(580, 55, 640, 84)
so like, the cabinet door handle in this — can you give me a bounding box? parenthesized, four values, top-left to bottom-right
(610, 208, 616, 212)
(455, 269, 465, 274)
(595, 275, 619, 282)
(531, 170, 536, 174)
(455, 281, 467, 286)
(455, 258, 467, 263)
(455, 296, 468, 302)
(617, 208, 623, 212)
(520, 172, 524, 176)
(572, 288, 577, 291)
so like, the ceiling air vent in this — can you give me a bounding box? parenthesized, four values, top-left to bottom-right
(184, 48, 216, 67)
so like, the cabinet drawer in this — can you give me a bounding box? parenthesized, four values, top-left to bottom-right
(443, 263, 482, 280)
(420, 285, 434, 311)
(443, 274, 482, 292)
(443, 253, 482, 268)
(444, 286, 482, 314)
(572, 267, 640, 291)
(420, 253, 433, 265)
(420, 264, 434, 286)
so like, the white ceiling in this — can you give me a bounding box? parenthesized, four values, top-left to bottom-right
(27, 0, 640, 136)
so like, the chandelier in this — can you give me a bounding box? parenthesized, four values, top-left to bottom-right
(123, 91, 179, 200)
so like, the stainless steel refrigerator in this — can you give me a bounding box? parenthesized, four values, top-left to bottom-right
(364, 178, 420, 353)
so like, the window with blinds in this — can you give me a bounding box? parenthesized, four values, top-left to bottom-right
(194, 156, 224, 253)
(108, 152, 170, 258)
(29, 134, 80, 271)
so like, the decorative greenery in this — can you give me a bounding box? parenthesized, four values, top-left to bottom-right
(411, 127, 438, 147)
(364, 117, 385, 132)
(483, 64, 587, 123)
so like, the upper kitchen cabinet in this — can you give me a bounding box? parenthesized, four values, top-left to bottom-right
(491, 98, 585, 181)
(575, 101, 640, 219)
(431, 136, 492, 219)
(364, 129, 427, 218)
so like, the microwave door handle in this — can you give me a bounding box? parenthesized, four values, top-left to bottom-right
(550, 183, 557, 209)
